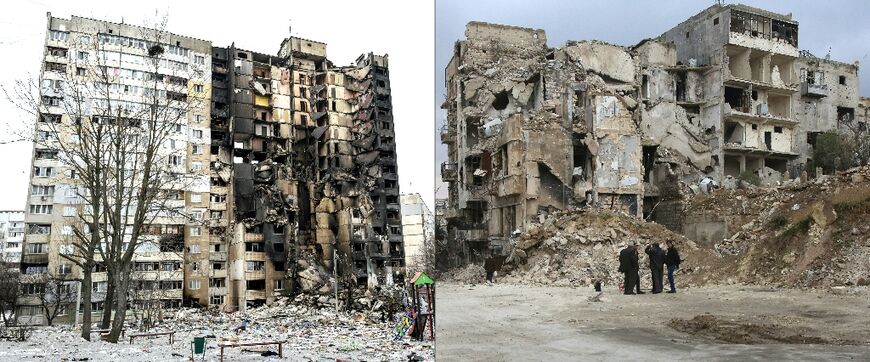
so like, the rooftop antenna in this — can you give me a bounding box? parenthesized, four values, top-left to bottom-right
(288, 19, 292, 37)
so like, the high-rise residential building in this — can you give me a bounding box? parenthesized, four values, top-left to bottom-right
(17, 13, 403, 325)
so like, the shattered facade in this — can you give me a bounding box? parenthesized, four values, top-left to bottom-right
(659, 3, 866, 185)
(440, 4, 867, 266)
(19, 14, 403, 325)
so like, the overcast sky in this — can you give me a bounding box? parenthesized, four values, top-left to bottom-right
(0, 0, 435, 210)
(434, 0, 870, 199)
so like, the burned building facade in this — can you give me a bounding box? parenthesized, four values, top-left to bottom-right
(210, 41, 404, 309)
(440, 4, 866, 267)
(18, 13, 403, 325)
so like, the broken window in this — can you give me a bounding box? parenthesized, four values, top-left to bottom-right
(468, 156, 484, 186)
(837, 107, 855, 123)
(39, 113, 61, 123)
(386, 211, 399, 220)
(245, 242, 265, 252)
(839, 75, 846, 86)
(45, 62, 65, 73)
(642, 146, 657, 183)
(492, 91, 509, 111)
(42, 96, 63, 106)
(675, 73, 687, 102)
(641, 75, 649, 99)
(724, 87, 749, 112)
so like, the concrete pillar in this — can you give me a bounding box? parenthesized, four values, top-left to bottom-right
(739, 155, 746, 173)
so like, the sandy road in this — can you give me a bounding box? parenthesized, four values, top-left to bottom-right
(435, 282, 870, 361)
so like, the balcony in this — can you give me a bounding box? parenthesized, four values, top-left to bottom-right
(497, 174, 523, 196)
(444, 207, 461, 220)
(245, 289, 266, 300)
(441, 162, 458, 182)
(440, 124, 455, 144)
(21, 253, 48, 265)
(725, 76, 797, 94)
(209, 251, 227, 261)
(245, 233, 264, 242)
(245, 270, 265, 280)
(456, 229, 489, 241)
(801, 82, 828, 98)
(725, 107, 798, 127)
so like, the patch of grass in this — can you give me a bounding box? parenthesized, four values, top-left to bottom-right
(833, 200, 870, 214)
(780, 218, 812, 239)
(739, 171, 761, 186)
(767, 213, 789, 229)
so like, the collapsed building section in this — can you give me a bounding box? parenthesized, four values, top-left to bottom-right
(440, 3, 867, 268)
(211, 41, 405, 310)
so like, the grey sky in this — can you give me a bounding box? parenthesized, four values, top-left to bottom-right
(434, 0, 870, 198)
(0, 0, 435, 210)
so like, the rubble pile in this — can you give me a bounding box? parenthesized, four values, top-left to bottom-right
(500, 208, 715, 287)
(683, 166, 870, 288)
(0, 295, 433, 361)
(441, 264, 487, 284)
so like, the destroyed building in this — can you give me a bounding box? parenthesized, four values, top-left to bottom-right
(18, 13, 404, 325)
(439, 4, 867, 267)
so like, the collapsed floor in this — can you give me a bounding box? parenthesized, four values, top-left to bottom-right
(0, 295, 433, 361)
(444, 166, 870, 291)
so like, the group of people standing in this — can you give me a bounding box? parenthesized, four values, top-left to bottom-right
(618, 240, 681, 294)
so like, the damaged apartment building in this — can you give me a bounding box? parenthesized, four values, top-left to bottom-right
(18, 13, 403, 324)
(440, 4, 867, 266)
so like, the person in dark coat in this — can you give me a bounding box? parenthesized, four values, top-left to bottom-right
(618, 244, 640, 295)
(645, 242, 666, 294)
(665, 239, 682, 293)
(632, 243, 645, 294)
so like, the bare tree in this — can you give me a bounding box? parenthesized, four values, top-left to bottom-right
(30, 273, 78, 326)
(0, 262, 21, 327)
(3, 13, 206, 342)
(840, 119, 870, 167)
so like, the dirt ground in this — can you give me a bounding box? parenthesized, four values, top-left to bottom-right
(436, 282, 870, 361)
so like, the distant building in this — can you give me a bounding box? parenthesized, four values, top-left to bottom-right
(0, 211, 25, 265)
(400, 193, 434, 272)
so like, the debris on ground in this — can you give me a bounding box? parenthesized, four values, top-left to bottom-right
(667, 314, 853, 345)
(683, 165, 870, 288)
(498, 208, 715, 287)
(441, 264, 486, 285)
(0, 294, 434, 361)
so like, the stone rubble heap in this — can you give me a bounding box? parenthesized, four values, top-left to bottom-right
(499, 208, 711, 288)
(683, 165, 870, 288)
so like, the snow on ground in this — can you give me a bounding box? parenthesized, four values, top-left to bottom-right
(0, 297, 433, 361)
